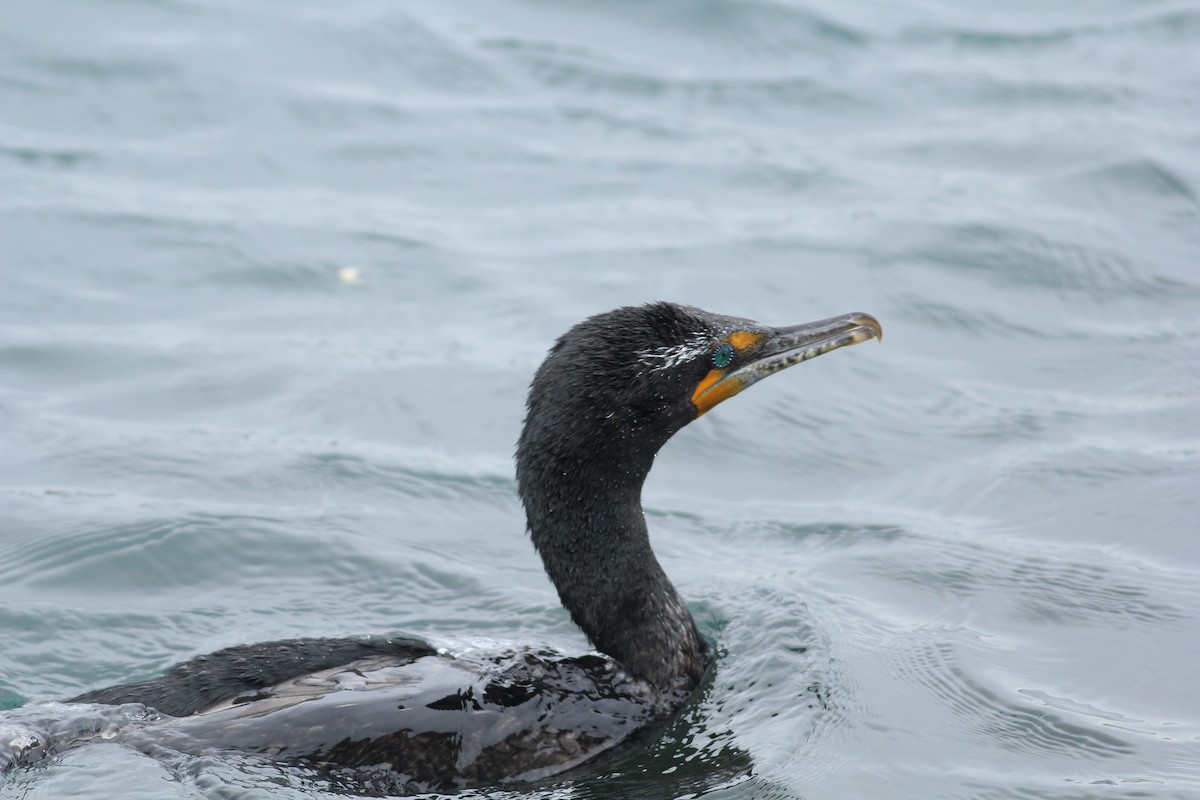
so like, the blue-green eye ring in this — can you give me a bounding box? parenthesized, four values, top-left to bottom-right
(712, 342, 735, 369)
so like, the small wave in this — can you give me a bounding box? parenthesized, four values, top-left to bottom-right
(0, 143, 96, 169)
(904, 222, 1200, 301)
(896, 297, 1048, 339)
(1041, 156, 1200, 231)
(877, 532, 1193, 628)
(1072, 157, 1197, 205)
(896, 641, 1134, 760)
(693, 580, 846, 783)
(900, 4, 1200, 50)
(31, 55, 179, 86)
(485, 34, 857, 112)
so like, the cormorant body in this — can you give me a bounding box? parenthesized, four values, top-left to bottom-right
(3, 303, 880, 792)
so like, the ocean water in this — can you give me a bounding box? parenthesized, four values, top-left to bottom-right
(2, 0, 1199, 797)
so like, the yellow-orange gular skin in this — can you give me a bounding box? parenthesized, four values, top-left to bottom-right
(691, 369, 738, 416)
(690, 330, 766, 417)
(685, 311, 881, 418)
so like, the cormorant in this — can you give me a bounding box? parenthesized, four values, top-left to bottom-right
(21, 303, 881, 792)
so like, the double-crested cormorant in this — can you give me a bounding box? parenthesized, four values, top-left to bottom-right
(12, 303, 880, 792)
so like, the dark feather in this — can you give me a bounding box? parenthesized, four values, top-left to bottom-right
(68, 637, 434, 717)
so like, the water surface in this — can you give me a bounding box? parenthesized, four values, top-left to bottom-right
(2, 0, 1198, 797)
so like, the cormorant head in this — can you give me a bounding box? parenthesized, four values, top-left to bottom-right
(518, 302, 882, 488)
(516, 303, 881, 689)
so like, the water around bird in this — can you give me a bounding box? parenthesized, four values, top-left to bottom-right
(2, 0, 1198, 797)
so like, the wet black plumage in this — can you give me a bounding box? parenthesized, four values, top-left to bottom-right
(517, 303, 723, 691)
(69, 637, 435, 717)
(40, 302, 881, 791)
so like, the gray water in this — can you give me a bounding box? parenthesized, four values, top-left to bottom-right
(2, 0, 1199, 797)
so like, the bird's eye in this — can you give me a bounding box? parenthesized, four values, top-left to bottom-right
(712, 343, 735, 369)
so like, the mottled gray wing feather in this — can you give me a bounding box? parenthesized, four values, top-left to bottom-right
(68, 637, 436, 717)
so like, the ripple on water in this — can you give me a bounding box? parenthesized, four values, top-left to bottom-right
(0, 337, 183, 390)
(962, 783, 1192, 800)
(0, 504, 454, 602)
(905, 222, 1198, 301)
(923, 379, 1198, 447)
(635, 0, 867, 54)
(0, 141, 97, 169)
(475, 0, 867, 70)
(739, 510, 1200, 791)
(895, 640, 1134, 761)
(895, 297, 1049, 340)
(0, 511, 286, 595)
(873, 532, 1192, 628)
(901, 3, 1200, 49)
(290, 6, 505, 96)
(32, 54, 180, 85)
(688, 581, 845, 788)
(1072, 157, 1196, 205)
(484, 35, 860, 113)
(1041, 156, 1200, 233)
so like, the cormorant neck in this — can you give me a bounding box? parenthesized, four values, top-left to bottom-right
(517, 434, 706, 692)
